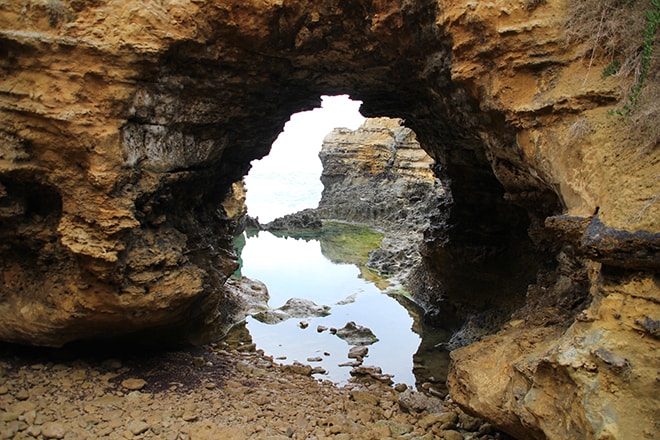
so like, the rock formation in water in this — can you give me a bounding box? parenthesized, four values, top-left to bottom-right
(1, 1, 658, 438)
(313, 116, 445, 292)
(318, 117, 444, 231)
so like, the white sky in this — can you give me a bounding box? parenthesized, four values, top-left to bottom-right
(245, 95, 366, 222)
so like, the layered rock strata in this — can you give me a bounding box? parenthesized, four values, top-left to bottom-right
(0, 1, 658, 439)
(311, 117, 446, 295)
(317, 117, 443, 231)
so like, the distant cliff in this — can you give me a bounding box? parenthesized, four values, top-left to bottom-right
(1, 1, 658, 438)
(317, 117, 444, 232)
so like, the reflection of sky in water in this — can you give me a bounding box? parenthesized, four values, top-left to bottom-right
(240, 231, 421, 386)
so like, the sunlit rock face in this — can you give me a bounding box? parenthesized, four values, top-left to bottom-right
(0, 1, 658, 438)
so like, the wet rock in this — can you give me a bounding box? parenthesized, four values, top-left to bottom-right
(317, 325, 328, 333)
(253, 298, 330, 324)
(307, 356, 323, 362)
(299, 321, 309, 329)
(348, 346, 369, 359)
(280, 362, 313, 376)
(338, 360, 362, 367)
(335, 322, 378, 346)
(349, 366, 393, 384)
(264, 209, 322, 231)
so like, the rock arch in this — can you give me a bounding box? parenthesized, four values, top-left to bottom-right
(1, 1, 658, 438)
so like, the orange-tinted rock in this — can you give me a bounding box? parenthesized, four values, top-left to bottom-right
(0, 1, 657, 438)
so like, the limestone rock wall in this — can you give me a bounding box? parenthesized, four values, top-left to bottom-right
(0, 1, 658, 438)
(317, 117, 444, 231)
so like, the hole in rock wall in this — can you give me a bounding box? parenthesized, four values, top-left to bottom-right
(244, 95, 365, 223)
(233, 95, 452, 390)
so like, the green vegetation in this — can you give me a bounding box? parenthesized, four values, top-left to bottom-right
(317, 222, 383, 267)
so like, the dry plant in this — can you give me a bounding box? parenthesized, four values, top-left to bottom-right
(565, 0, 650, 79)
(45, 0, 68, 27)
(565, 0, 659, 149)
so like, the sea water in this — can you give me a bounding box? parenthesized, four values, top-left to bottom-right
(237, 230, 421, 385)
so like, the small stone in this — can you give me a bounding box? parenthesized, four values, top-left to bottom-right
(41, 421, 67, 439)
(329, 327, 337, 334)
(307, 356, 323, 362)
(182, 412, 198, 422)
(338, 361, 362, 367)
(336, 321, 378, 346)
(394, 383, 408, 392)
(311, 366, 327, 375)
(317, 325, 328, 332)
(348, 346, 368, 359)
(420, 412, 458, 430)
(0, 385, 8, 395)
(26, 425, 41, 437)
(204, 382, 216, 389)
(458, 412, 482, 431)
(299, 321, 309, 329)
(349, 390, 379, 405)
(436, 429, 464, 440)
(281, 362, 313, 376)
(192, 356, 206, 367)
(478, 423, 494, 435)
(121, 378, 146, 391)
(15, 389, 29, 400)
(128, 420, 150, 435)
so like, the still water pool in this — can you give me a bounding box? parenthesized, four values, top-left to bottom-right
(234, 226, 451, 388)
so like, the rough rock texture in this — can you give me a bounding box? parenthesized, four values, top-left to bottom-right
(0, 342, 506, 440)
(0, 1, 658, 439)
(314, 116, 445, 293)
(318, 117, 444, 231)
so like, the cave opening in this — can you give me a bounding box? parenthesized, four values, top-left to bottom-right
(244, 95, 365, 223)
(230, 92, 460, 388)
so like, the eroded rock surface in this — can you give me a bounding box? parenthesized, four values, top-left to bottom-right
(318, 117, 443, 231)
(0, 1, 658, 438)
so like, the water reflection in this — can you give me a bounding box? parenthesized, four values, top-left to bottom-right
(234, 227, 450, 388)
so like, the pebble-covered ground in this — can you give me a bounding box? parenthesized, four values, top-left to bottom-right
(0, 341, 513, 440)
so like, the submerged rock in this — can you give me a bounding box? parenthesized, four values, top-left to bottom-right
(252, 298, 330, 324)
(335, 322, 379, 346)
(348, 346, 369, 359)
